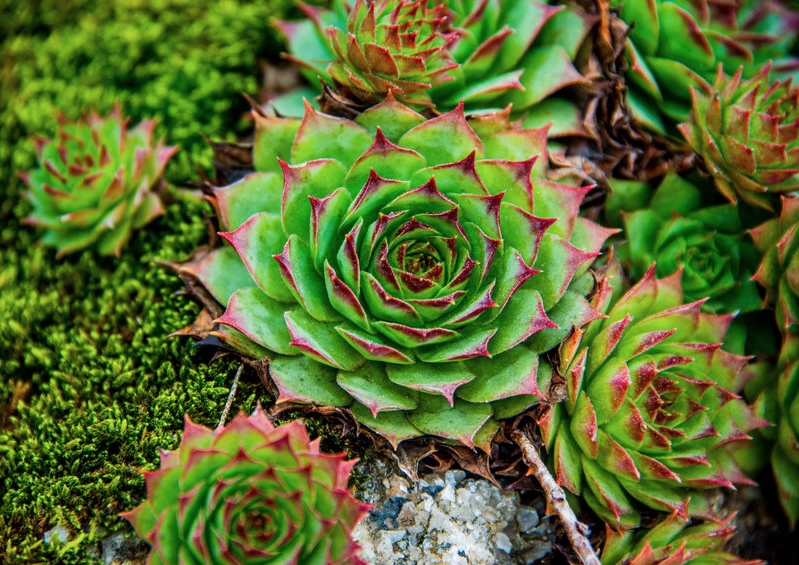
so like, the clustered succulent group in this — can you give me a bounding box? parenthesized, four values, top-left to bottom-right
(16, 0, 799, 563)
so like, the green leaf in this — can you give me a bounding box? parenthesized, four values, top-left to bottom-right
(417, 327, 496, 362)
(291, 108, 373, 168)
(355, 96, 426, 143)
(337, 362, 418, 416)
(216, 287, 298, 355)
(284, 310, 363, 370)
(399, 107, 484, 166)
(387, 361, 474, 403)
(457, 346, 543, 402)
(269, 355, 353, 407)
(621, 0, 659, 56)
(221, 212, 294, 303)
(503, 45, 585, 109)
(281, 159, 348, 238)
(348, 404, 423, 448)
(407, 395, 493, 448)
(552, 428, 584, 494)
(275, 234, 341, 322)
(214, 172, 283, 231)
(253, 116, 301, 173)
(336, 323, 414, 364)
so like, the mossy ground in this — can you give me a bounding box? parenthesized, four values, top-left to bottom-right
(0, 1, 363, 562)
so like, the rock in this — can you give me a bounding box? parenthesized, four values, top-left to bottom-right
(101, 532, 149, 565)
(496, 533, 513, 553)
(44, 524, 71, 545)
(517, 506, 540, 532)
(352, 463, 552, 564)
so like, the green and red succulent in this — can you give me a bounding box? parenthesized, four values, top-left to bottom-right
(746, 334, 799, 525)
(540, 268, 762, 528)
(273, 0, 591, 119)
(600, 505, 763, 564)
(747, 195, 799, 523)
(679, 65, 799, 210)
(608, 172, 761, 314)
(20, 105, 177, 257)
(751, 196, 799, 333)
(612, 0, 799, 133)
(180, 96, 613, 448)
(122, 407, 369, 565)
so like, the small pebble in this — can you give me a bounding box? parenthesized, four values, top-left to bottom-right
(517, 507, 540, 532)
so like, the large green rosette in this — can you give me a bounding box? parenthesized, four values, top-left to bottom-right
(181, 96, 613, 448)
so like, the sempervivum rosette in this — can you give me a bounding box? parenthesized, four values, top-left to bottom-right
(751, 196, 799, 333)
(600, 506, 763, 565)
(276, 0, 460, 108)
(612, 0, 799, 133)
(540, 268, 762, 528)
(19, 105, 177, 257)
(610, 172, 761, 314)
(181, 96, 612, 448)
(678, 65, 799, 210)
(747, 334, 799, 524)
(274, 0, 590, 116)
(121, 407, 369, 565)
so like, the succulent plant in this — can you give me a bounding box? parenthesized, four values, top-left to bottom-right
(600, 505, 763, 564)
(612, 0, 799, 133)
(277, 0, 459, 108)
(180, 96, 613, 448)
(751, 196, 799, 333)
(745, 333, 799, 525)
(609, 172, 761, 314)
(540, 267, 762, 528)
(678, 65, 799, 210)
(19, 105, 177, 257)
(121, 407, 369, 565)
(273, 0, 590, 118)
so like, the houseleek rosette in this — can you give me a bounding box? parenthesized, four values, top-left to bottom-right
(678, 65, 799, 210)
(274, 0, 589, 118)
(184, 96, 612, 448)
(611, 172, 761, 314)
(277, 0, 460, 108)
(612, 0, 799, 132)
(747, 334, 799, 524)
(540, 268, 761, 528)
(600, 506, 763, 565)
(121, 407, 370, 565)
(20, 105, 177, 257)
(748, 195, 799, 523)
(751, 196, 799, 333)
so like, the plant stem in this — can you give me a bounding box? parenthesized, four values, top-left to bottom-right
(217, 364, 243, 428)
(510, 428, 601, 565)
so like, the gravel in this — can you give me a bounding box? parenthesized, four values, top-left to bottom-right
(352, 460, 554, 565)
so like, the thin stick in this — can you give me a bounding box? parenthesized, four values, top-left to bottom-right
(217, 364, 243, 428)
(510, 428, 601, 565)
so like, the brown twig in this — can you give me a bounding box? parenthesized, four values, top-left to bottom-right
(217, 364, 243, 428)
(510, 428, 601, 565)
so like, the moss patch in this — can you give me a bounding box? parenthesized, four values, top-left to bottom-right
(0, 0, 323, 562)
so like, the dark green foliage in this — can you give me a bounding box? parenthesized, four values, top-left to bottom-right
(0, 0, 304, 562)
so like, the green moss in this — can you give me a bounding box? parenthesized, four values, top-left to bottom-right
(0, 0, 306, 562)
(0, 0, 294, 220)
